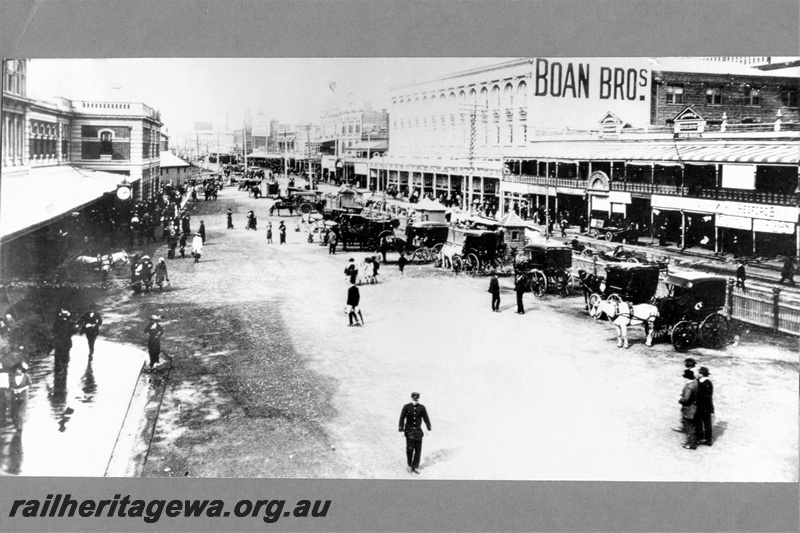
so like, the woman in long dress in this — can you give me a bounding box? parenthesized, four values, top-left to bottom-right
(191, 233, 204, 263)
(266, 222, 273, 243)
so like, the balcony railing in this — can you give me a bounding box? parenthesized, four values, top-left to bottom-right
(505, 174, 798, 205)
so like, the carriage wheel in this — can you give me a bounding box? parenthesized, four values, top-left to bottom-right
(605, 231, 614, 242)
(421, 248, 434, 263)
(588, 293, 602, 315)
(411, 249, 427, 264)
(651, 316, 669, 343)
(451, 255, 463, 274)
(699, 313, 730, 349)
(529, 271, 547, 298)
(555, 271, 571, 296)
(671, 321, 696, 352)
(580, 248, 594, 258)
(430, 243, 443, 257)
(466, 253, 481, 276)
(626, 257, 640, 263)
(590, 229, 599, 239)
(299, 202, 312, 215)
(562, 270, 575, 292)
(607, 293, 623, 305)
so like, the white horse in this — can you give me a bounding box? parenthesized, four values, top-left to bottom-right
(592, 299, 659, 349)
(438, 243, 461, 270)
(74, 250, 130, 268)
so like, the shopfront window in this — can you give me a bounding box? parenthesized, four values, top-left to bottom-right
(781, 88, 798, 107)
(747, 88, 761, 106)
(666, 84, 683, 104)
(705, 87, 722, 105)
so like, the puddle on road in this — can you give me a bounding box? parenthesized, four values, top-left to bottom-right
(0, 337, 142, 476)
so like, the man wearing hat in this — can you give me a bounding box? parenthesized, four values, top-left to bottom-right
(488, 270, 500, 312)
(145, 315, 165, 371)
(398, 392, 432, 474)
(672, 358, 698, 433)
(227, 208, 234, 230)
(77, 306, 103, 358)
(695, 367, 715, 446)
(678, 369, 699, 449)
(52, 309, 74, 373)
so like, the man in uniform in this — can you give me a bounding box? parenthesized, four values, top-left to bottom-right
(398, 392, 432, 474)
(145, 315, 164, 371)
(52, 309, 74, 374)
(77, 306, 103, 358)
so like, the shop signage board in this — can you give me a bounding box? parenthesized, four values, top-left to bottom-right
(609, 191, 632, 204)
(715, 201, 799, 223)
(716, 214, 752, 230)
(556, 186, 585, 196)
(651, 195, 717, 213)
(753, 218, 796, 234)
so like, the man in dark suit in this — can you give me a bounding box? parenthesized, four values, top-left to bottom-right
(695, 366, 715, 446)
(488, 271, 500, 312)
(77, 307, 103, 358)
(346, 281, 363, 326)
(398, 392, 431, 474)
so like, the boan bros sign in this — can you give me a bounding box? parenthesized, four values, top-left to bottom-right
(530, 58, 652, 128)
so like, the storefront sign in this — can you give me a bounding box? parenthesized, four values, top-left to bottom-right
(651, 195, 717, 213)
(591, 196, 610, 212)
(609, 191, 631, 204)
(556, 186, 585, 196)
(753, 218, 796, 235)
(715, 201, 799, 223)
(354, 162, 368, 175)
(716, 214, 752, 230)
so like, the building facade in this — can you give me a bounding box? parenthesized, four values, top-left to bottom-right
(368, 57, 799, 255)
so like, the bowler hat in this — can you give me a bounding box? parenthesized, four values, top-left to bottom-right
(411, 392, 420, 400)
(682, 369, 695, 380)
(698, 367, 710, 376)
(150, 314, 163, 321)
(684, 358, 697, 368)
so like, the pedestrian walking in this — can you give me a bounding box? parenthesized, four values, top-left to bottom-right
(145, 315, 164, 371)
(372, 255, 381, 283)
(398, 253, 408, 275)
(154, 257, 170, 291)
(227, 208, 234, 229)
(672, 358, 697, 433)
(398, 392, 431, 474)
(678, 368, 699, 449)
(0, 362, 9, 429)
(266, 222, 273, 243)
(514, 275, 527, 314)
(279, 221, 287, 244)
(191, 233, 204, 263)
(328, 230, 337, 254)
(8, 363, 31, 432)
(167, 230, 178, 259)
(52, 309, 74, 373)
(346, 281, 363, 326)
(77, 307, 103, 358)
(779, 256, 795, 285)
(99, 253, 112, 285)
(695, 367, 715, 446)
(199, 220, 206, 243)
(345, 258, 358, 285)
(179, 232, 187, 258)
(488, 271, 501, 312)
(735, 261, 746, 291)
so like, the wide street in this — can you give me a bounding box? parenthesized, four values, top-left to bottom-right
(101, 180, 797, 482)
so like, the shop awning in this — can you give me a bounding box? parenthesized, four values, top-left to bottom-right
(1, 166, 134, 242)
(349, 140, 388, 151)
(522, 141, 799, 165)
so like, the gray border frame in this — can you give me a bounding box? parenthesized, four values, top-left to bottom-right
(1, 1, 798, 531)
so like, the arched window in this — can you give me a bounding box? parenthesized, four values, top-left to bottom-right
(504, 83, 514, 108)
(480, 87, 489, 108)
(491, 85, 501, 108)
(517, 81, 527, 108)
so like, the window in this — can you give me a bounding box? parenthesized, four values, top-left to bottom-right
(746, 88, 760, 106)
(705, 87, 722, 105)
(665, 85, 683, 104)
(781, 88, 798, 107)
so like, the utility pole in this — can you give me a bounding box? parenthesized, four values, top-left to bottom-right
(243, 120, 248, 174)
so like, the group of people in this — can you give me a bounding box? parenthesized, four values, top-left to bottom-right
(343, 256, 382, 327)
(486, 271, 529, 315)
(227, 208, 287, 244)
(129, 255, 172, 293)
(676, 358, 715, 450)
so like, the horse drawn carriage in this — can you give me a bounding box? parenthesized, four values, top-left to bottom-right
(652, 272, 730, 351)
(269, 189, 326, 216)
(514, 241, 574, 297)
(397, 221, 450, 263)
(438, 226, 506, 275)
(336, 212, 400, 252)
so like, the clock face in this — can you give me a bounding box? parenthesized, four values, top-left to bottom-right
(117, 186, 132, 200)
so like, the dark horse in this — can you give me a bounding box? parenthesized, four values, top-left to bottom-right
(577, 269, 605, 311)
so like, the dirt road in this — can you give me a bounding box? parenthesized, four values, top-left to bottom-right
(131, 185, 797, 481)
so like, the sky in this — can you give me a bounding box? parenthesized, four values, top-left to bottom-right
(26, 58, 510, 141)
